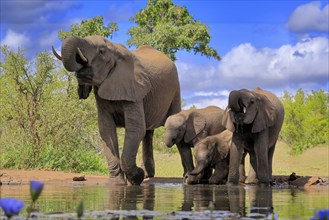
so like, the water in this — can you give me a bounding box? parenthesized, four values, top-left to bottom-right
(0, 182, 328, 219)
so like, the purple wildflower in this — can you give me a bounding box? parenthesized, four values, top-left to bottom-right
(311, 209, 329, 220)
(30, 180, 44, 202)
(0, 197, 25, 218)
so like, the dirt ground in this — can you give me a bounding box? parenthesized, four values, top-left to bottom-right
(0, 169, 328, 190)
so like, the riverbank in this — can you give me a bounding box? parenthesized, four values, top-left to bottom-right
(1, 169, 328, 191)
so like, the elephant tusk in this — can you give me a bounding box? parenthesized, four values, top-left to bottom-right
(243, 107, 247, 114)
(77, 47, 88, 63)
(52, 45, 62, 60)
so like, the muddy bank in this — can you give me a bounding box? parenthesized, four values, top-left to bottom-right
(0, 169, 328, 190)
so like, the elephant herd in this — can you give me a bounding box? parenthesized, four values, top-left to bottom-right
(53, 36, 284, 187)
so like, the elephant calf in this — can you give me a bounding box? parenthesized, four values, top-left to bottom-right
(185, 130, 232, 185)
(164, 106, 226, 175)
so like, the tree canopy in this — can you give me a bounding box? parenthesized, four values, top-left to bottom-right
(127, 0, 220, 61)
(280, 89, 329, 154)
(58, 16, 118, 40)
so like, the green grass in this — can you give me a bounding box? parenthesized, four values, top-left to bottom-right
(137, 142, 328, 178)
(271, 141, 328, 176)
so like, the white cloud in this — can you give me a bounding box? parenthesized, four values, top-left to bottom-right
(177, 37, 329, 108)
(39, 31, 59, 48)
(219, 37, 328, 83)
(185, 97, 228, 110)
(286, 2, 329, 33)
(194, 90, 230, 97)
(0, 30, 31, 49)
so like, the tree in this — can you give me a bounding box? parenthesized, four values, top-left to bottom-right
(127, 0, 220, 61)
(280, 89, 329, 154)
(0, 45, 106, 172)
(58, 16, 118, 40)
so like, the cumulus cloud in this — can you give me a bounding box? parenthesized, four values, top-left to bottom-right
(0, 29, 31, 49)
(1, 1, 81, 25)
(286, 1, 329, 33)
(177, 37, 329, 108)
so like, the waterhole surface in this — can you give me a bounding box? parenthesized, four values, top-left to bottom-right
(0, 181, 328, 219)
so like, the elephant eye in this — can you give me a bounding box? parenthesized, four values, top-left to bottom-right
(99, 48, 106, 55)
(250, 98, 255, 104)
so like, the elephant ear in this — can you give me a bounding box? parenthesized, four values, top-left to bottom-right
(252, 94, 276, 133)
(98, 43, 151, 102)
(217, 132, 232, 160)
(221, 108, 235, 132)
(184, 112, 206, 143)
(78, 84, 92, 99)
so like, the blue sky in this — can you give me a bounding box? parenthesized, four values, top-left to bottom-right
(1, 0, 328, 108)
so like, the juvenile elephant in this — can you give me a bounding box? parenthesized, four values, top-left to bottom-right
(164, 106, 226, 175)
(185, 130, 233, 185)
(222, 88, 284, 187)
(53, 35, 181, 185)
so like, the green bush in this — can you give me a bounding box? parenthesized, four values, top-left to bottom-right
(0, 46, 106, 174)
(280, 89, 329, 154)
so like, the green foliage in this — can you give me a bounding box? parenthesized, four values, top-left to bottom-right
(280, 89, 329, 154)
(58, 16, 118, 40)
(127, 0, 220, 61)
(153, 127, 178, 153)
(0, 46, 107, 173)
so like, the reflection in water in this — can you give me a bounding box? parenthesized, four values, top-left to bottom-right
(107, 185, 155, 215)
(0, 182, 327, 219)
(101, 183, 273, 219)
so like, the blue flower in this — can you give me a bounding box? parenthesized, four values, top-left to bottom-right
(311, 209, 329, 220)
(30, 180, 44, 202)
(0, 197, 25, 218)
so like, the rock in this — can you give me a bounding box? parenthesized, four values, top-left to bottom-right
(73, 176, 86, 181)
(290, 176, 319, 188)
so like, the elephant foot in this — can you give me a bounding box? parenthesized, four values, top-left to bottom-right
(126, 167, 145, 186)
(258, 181, 271, 188)
(183, 172, 196, 185)
(245, 176, 258, 184)
(239, 175, 247, 183)
(226, 180, 240, 186)
(142, 166, 155, 179)
(109, 173, 127, 185)
(209, 177, 226, 185)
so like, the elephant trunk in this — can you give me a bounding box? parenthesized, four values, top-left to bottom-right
(164, 132, 176, 148)
(229, 90, 246, 126)
(189, 160, 206, 175)
(229, 90, 242, 113)
(61, 36, 89, 72)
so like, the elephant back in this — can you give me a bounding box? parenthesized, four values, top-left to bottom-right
(133, 46, 181, 130)
(199, 106, 226, 135)
(133, 46, 178, 82)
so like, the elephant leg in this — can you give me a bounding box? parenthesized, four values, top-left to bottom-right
(239, 152, 247, 183)
(121, 102, 146, 185)
(98, 109, 125, 184)
(209, 160, 229, 184)
(254, 132, 270, 187)
(268, 143, 276, 183)
(142, 130, 155, 178)
(227, 135, 244, 185)
(176, 142, 194, 176)
(245, 151, 257, 184)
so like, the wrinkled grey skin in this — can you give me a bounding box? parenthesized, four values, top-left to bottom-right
(222, 88, 284, 187)
(185, 130, 232, 185)
(164, 106, 226, 175)
(53, 35, 181, 185)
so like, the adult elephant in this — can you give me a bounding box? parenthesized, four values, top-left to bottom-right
(164, 106, 226, 175)
(222, 88, 284, 187)
(52, 35, 181, 185)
